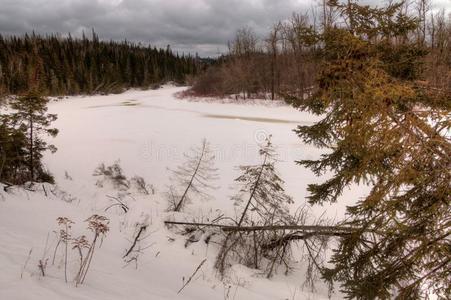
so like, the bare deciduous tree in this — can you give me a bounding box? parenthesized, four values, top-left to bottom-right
(266, 23, 282, 100)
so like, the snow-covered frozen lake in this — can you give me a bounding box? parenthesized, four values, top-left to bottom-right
(45, 85, 354, 219)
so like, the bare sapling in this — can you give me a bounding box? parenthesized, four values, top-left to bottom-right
(167, 139, 218, 212)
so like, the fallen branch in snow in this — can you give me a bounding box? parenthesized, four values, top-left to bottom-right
(223, 225, 355, 233)
(177, 259, 207, 294)
(163, 220, 355, 234)
(166, 219, 356, 278)
(123, 225, 148, 259)
(164, 221, 229, 229)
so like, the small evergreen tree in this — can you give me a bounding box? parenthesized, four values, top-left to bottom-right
(0, 115, 28, 184)
(11, 90, 58, 182)
(216, 137, 295, 277)
(233, 137, 294, 226)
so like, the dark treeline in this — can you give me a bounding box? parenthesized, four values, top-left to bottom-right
(0, 31, 201, 96)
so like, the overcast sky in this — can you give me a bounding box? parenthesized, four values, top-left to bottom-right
(0, 0, 449, 57)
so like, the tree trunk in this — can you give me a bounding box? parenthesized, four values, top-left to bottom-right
(174, 141, 206, 211)
(29, 115, 34, 182)
(237, 153, 268, 226)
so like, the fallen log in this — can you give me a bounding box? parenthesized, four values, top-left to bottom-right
(164, 220, 358, 254)
(164, 220, 356, 234)
(222, 224, 355, 233)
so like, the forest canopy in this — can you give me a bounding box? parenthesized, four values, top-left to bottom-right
(0, 31, 201, 96)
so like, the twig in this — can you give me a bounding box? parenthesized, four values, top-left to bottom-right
(20, 248, 33, 279)
(42, 184, 47, 197)
(177, 259, 207, 294)
(123, 225, 147, 258)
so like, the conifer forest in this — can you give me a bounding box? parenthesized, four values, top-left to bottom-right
(0, 32, 200, 95)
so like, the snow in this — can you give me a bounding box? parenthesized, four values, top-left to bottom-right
(0, 86, 359, 299)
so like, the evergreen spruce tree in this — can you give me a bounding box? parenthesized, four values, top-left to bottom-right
(233, 137, 294, 226)
(0, 115, 28, 184)
(215, 137, 295, 276)
(287, 1, 450, 298)
(11, 90, 58, 182)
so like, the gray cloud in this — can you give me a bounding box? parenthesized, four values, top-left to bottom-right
(0, 0, 449, 57)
